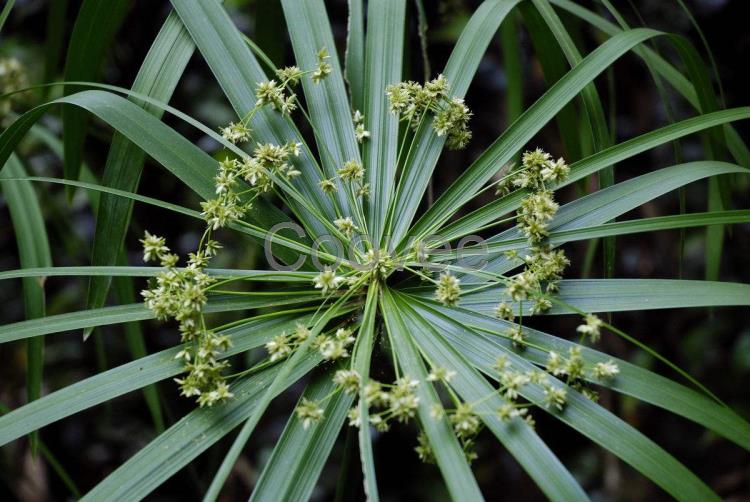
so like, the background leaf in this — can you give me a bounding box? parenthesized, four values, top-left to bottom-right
(0, 154, 52, 452)
(61, 0, 130, 186)
(85, 10, 195, 339)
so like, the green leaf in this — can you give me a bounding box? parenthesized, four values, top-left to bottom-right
(517, 1, 583, 162)
(406, 297, 720, 501)
(81, 352, 321, 501)
(429, 210, 750, 265)
(344, 0, 365, 111)
(3, 175, 321, 260)
(352, 281, 380, 501)
(0, 313, 308, 447)
(2, 91, 211, 199)
(499, 9, 523, 125)
(457, 279, 750, 315)
(362, 0, 406, 242)
(392, 292, 587, 502)
(0, 265, 315, 282)
(0, 90, 304, 264)
(250, 369, 353, 502)
(86, 11, 195, 339)
(381, 288, 483, 501)
(465, 210, 750, 255)
(282, 0, 361, 221)
(388, 0, 522, 243)
(0, 154, 53, 453)
(527, 0, 615, 278)
(0, 293, 320, 344)
(0, 0, 15, 33)
(61, 0, 130, 185)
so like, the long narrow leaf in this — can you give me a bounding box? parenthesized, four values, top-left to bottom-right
(353, 281, 380, 501)
(363, 0, 406, 241)
(345, 0, 365, 111)
(455, 279, 750, 315)
(403, 28, 663, 245)
(281, 0, 361, 219)
(417, 300, 750, 451)
(478, 161, 746, 277)
(0, 314, 308, 446)
(170, 0, 339, 235)
(0, 154, 53, 452)
(250, 369, 353, 501)
(81, 353, 321, 501)
(61, 0, 130, 184)
(436, 108, 750, 242)
(0, 293, 320, 344)
(393, 292, 587, 501)
(381, 288, 483, 500)
(86, 11, 195, 336)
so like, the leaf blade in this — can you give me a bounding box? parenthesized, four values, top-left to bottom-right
(86, 10, 195, 338)
(363, 0, 406, 241)
(381, 288, 483, 501)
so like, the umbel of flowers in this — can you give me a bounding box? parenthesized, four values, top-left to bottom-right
(140, 49, 331, 407)
(139, 51, 618, 464)
(386, 74, 472, 150)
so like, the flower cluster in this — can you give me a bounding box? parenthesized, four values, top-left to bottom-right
(312, 266, 346, 294)
(219, 48, 333, 145)
(411, 343, 622, 465)
(545, 347, 619, 402)
(318, 157, 370, 199)
(256, 79, 296, 116)
(254, 64, 309, 116)
(493, 149, 572, 328)
(0, 57, 28, 118)
(202, 142, 301, 230)
(418, 367, 480, 462)
(314, 327, 357, 361)
(496, 355, 564, 419)
(293, 371, 424, 433)
(435, 271, 461, 306)
(495, 148, 570, 196)
(576, 313, 604, 342)
(296, 398, 324, 429)
(386, 74, 472, 150)
(266, 323, 357, 365)
(140, 232, 235, 407)
(265, 323, 312, 362)
(219, 122, 251, 145)
(353, 110, 370, 143)
(345, 376, 421, 431)
(311, 48, 332, 83)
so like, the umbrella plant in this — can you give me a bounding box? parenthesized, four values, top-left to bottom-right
(1, 0, 749, 500)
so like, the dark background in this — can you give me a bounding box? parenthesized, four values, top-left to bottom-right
(1, 0, 749, 500)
